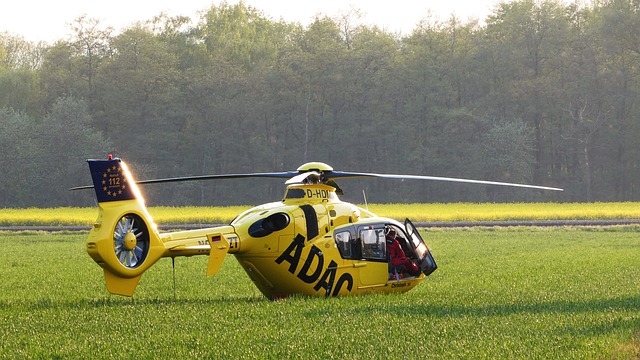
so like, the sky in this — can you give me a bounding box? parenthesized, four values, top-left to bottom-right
(0, 0, 504, 43)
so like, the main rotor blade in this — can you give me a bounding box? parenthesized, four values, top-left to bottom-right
(325, 171, 563, 191)
(69, 171, 300, 190)
(69, 167, 562, 192)
(136, 171, 299, 185)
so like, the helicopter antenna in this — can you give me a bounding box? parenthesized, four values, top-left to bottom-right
(362, 189, 368, 211)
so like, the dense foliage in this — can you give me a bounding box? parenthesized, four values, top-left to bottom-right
(2, 0, 640, 207)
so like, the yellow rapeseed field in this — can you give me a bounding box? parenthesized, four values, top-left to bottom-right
(1, 202, 640, 226)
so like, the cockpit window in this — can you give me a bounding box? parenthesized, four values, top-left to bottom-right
(360, 228, 386, 260)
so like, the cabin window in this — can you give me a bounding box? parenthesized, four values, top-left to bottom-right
(335, 231, 352, 258)
(360, 228, 386, 260)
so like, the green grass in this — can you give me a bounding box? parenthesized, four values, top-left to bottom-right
(1, 228, 639, 358)
(2, 202, 640, 226)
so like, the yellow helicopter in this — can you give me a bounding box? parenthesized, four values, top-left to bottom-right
(73, 156, 562, 299)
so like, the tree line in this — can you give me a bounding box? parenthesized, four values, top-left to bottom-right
(1, 0, 639, 207)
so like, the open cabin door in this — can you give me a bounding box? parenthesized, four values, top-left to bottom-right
(404, 219, 437, 276)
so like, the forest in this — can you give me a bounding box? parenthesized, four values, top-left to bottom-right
(1, 0, 639, 207)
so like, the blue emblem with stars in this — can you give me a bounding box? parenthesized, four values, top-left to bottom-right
(88, 158, 136, 202)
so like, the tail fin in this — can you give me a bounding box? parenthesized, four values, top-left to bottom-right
(85, 157, 165, 296)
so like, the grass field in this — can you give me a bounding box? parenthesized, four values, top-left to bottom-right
(1, 227, 639, 359)
(2, 202, 640, 226)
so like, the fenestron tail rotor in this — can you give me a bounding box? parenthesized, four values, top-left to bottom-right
(113, 214, 150, 269)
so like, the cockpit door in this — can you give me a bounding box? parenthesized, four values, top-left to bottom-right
(404, 219, 437, 276)
(357, 225, 389, 286)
